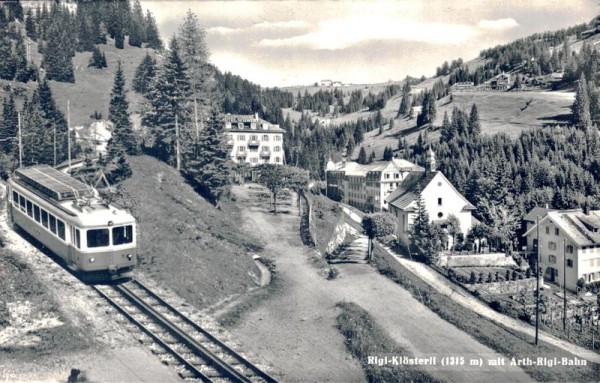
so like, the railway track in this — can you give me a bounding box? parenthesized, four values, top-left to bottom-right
(93, 280, 278, 383)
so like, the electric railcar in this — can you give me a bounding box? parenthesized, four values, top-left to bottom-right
(7, 165, 137, 280)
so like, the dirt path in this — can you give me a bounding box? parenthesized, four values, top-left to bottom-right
(226, 185, 531, 383)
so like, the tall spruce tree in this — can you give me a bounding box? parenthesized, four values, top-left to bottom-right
(108, 61, 137, 155)
(573, 73, 592, 130)
(0, 95, 18, 154)
(144, 10, 163, 50)
(132, 53, 156, 95)
(142, 36, 191, 164)
(128, 0, 145, 47)
(183, 109, 232, 207)
(357, 146, 367, 164)
(468, 103, 481, 137)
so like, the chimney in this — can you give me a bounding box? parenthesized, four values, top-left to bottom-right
(254, 112, 259, 120)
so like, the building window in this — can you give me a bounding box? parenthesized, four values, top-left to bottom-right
(238, 146, 245, 152)
(438, 198, 442, 206)
(251, 123, 257, 129)
(394, 173, 399, 179)
(437, 212, 443, 218)
(275, 157, 280, 163)
(250, 135, 258, 141)
(548, 242, 557, 251)
(275, 135, 282, 141)
(567, 259, 573, 268)
(555, 228, 559, 236)
(274, 146, 281, 152)
(250, 158, 258, 163)
(545, 226, 550, 235)
(262, 135, 269, 141)
(237, 123, 244, 129)
(385, 174, 390, 179)
(566, 245, 574, 254)
(549, 255, 556, 264)
(237, 134, 246, 141)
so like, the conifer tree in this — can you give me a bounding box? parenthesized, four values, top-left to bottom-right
(346, 136, 355, 157)
(183, 109, 232, 207)
(25, 8, 36, 40)
(142, 37, 191, 164)
(43, 23, 75, 83)
(128, 0, 145, 48)
(573, 73, 592, 130)
(0, 37, 16, 80)
(108, 61, 137, 155)
(133, 53, 156, 95)
(357, 147, 367, 164)
(468, 103, 481, 137)
(0, 95, 18, 154)
(144, 10, 163, 50)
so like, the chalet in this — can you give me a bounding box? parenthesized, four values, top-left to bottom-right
(223, 113, 285, 166)
(325, 158, 423, 212)
(490, 73, 510, 90)
(386, 149, 475, 238)
(523, 209, 600, 291)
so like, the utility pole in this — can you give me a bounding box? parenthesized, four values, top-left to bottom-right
(17, 112, 22, 168)
(535, 215, 540, 346)
(563, 238, 567, 331)
(175, 114, 181, 171)
(53, 125, 57, 166)
(67, 99, 71, 172)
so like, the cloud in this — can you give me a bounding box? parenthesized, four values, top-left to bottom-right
(252, 20, 311, 29)
(207, 26, 240, 35)
(207, 19, 311, 35)
(477, 18, 519, 31)
(258, 17, 476, 50)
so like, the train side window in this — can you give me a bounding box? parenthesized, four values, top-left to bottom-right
(57, 220, 65, 241)
(26, 201, 33, 218)
(19, 196, 25, 211)
(49, 215, 57, 234)
(113, 225, 133, 245)
(87, 229, 109, 248)
(34, 205, 40, 222)
(74, 229, 81, 249)
(41, 210, 48, 228)
(12, 191, 18, 206)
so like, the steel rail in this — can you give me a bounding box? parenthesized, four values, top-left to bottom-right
(131, 279, 279, 383)
(115, 283, 252, 383)
(92, 285, 214, 382)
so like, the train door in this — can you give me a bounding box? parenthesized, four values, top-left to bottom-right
(68, 225, 79, 268)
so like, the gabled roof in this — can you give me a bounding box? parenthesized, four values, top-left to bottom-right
(522, 209, 600, 246)
(386, 170, 475, 211)
(385, 171, 438, 208)
(326, 158, 423, 177)
(523, 206, 556, 222)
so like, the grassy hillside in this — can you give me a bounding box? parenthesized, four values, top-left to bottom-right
(0, 36, 152, 129)
(353, 90, 574, 160)
(117, 155, 263, 308)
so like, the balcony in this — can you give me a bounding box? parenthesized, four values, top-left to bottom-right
(260, 148, 271, 158)
(248, 139, 260, 147)
(226, 139, 234, 147)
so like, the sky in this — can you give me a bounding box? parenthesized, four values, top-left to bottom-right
(141, 1, 597, 87)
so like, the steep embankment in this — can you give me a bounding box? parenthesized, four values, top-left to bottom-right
(118, 156, 263, 308)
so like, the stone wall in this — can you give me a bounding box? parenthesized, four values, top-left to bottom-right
(440, 253, 518, 268)
(325, 217, 360, 255)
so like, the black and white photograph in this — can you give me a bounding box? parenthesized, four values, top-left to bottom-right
(0, 1, 599, 382)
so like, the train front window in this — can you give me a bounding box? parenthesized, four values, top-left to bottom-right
(113, 225, 133, 245)
(74, 229, 81, 249)
(87, 229, 109, 248)
(12, 191, 18, 206)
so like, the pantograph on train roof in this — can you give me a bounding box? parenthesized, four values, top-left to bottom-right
(15, 165, 95, 201)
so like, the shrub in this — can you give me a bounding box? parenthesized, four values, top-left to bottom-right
(486, 272, 493, 283)
(327, 266, 340, 280)
(512, 270, 517, 281)
(470, 271, 476, 284)
(478, 272, 483, 283)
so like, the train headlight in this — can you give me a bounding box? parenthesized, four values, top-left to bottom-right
(127, 254, 133, 260)
(89, 257, 95, 263)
